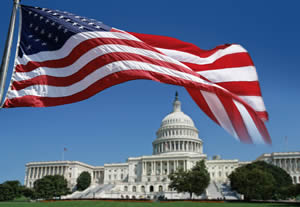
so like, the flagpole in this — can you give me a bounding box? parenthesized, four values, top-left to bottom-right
(0, 0, 20, 105)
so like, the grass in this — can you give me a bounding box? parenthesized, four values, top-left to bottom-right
(0, 200, 299, 207)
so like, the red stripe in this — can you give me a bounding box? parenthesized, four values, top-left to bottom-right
(16, 37, 162, 73)
(216, 81, 262, 96)
(12, 52, 199, 91)
(186, 88, 219, 125)
(4, 69, 216, 108)
(217, 94, 252, 143)
(247, 108, 272, 144)
(256, 111, 269, 122)
(129, 32, 233, 58)
(182, 53, 254, 71)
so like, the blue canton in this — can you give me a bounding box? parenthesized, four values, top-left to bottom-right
(19, 5, 112, 57)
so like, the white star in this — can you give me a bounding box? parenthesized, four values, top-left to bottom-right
(79, 26, 84, 30)
(51, 22, 55, 26)
(46, 10, 52, 13)
(72, 22, 78, 26)
(27, 45, 32, 50)
(59, 15, 64, 19)
(41, 8, 46, 11)
(29, 23, 33, 28)
(40, 16, 44, 20)
(95, 25, 101, 29)
(28, 11, 32, 15)
(57, 25, 62, 30)
(41, 42, 47, 46)
(52, 13, 58, 16)
(65, 19, 71, 22)
(34, 26, 39, 31)
(81, 18, 87, 22)
(88, 22, 94, 25)
(40, 29, 45, 35)
(48, 33, 52, 38)
(75, 16, 80, 19)
(45, 19, 50, 24)
(63, 28, 68, 33)
(35, 39, 40, 42)
(28, 35, 33, 38)
(34, 13, 38, 17)
(55, 37, 59, 42)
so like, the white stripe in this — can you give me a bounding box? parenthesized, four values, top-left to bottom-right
(197, 66, 258, 83)
(239, 96, 266, 112)
(233, 100, 264, 144)
(156, 44, 247, 65)
(13, 44, 191, 82)
(18, 31, 142, 65)
(7, 60, 212, 99)
(200, 90, 238, 139)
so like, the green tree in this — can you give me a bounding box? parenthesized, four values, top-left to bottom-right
(34, 175, 69, 199)
(76, 171, 91, 191)
(169, 160, 210, 198)
(0, 184, 14, 201)
(229, 161, 293, 200)
(3, 180, 22, 198)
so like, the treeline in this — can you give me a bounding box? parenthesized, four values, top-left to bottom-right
(0, 180, 33, 201)
(0, 175, 70, 201)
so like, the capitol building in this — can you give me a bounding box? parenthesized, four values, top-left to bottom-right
(24, 93, 300, 199)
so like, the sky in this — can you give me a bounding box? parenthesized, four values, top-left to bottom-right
(0, 0, 299, 184)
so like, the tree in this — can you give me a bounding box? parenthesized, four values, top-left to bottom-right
(3, 180, 22, 198)
(229, 161, 293, 200)
(76, 171, 91, 191)
(0, 184, 14, 201)
(34, 175, 69, 199)
(169, 160, 210, 198)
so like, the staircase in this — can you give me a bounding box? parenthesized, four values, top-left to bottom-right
(64, 184, 115, 199)
(206, 181, 223, 199)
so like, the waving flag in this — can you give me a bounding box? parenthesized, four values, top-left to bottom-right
(2, 5, 271, 144)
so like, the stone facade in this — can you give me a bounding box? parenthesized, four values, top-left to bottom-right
(24, 94, 300, 198)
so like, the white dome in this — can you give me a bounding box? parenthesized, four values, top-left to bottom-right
(161, 111, 195, 128)
(152, 92, 203, 155)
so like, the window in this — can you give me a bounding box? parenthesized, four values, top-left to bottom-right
(159, 185, 163, 192)
(124, 186, 128, 192)
(108, 175, 111, 180)
(132, 186, 136, 192)
(121, 174, 123, 179)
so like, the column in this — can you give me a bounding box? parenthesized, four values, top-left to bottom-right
(154, 161, 156, 175)
(160, 161, 162, 175)
(28, 168, 32, 179)
(152, 161, 154, 175)
(167, 160, 169, 175)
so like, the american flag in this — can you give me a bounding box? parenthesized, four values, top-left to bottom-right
(3, 5, 271, 144)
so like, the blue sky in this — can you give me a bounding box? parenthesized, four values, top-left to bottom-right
(0, 0, 299, 184)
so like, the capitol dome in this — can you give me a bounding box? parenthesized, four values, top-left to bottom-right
(152, 92, 203, 155)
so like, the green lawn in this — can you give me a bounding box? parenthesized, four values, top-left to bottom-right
(0, 201, 299, 207)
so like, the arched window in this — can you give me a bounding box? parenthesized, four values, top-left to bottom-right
(159, 185, 163, 192)
(124, 186, 128, 192)
(141, 186, 145, 192)
(149, 185, 154, 192)
(132, 186, 136, 192)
